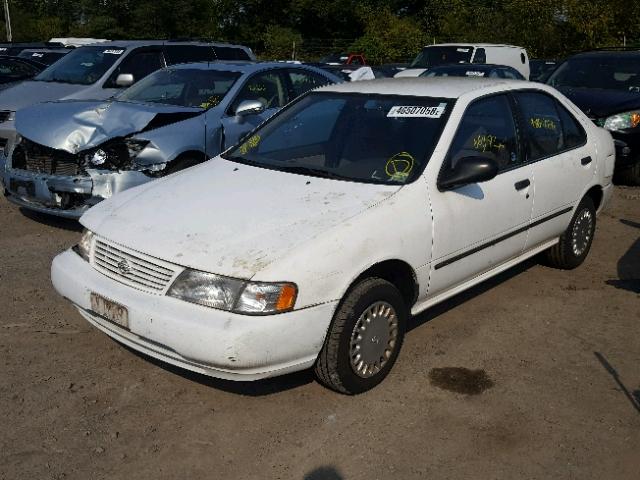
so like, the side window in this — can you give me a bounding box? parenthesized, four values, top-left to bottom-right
(556, 101, 587, 150)
(288, 70, 331, 98)
(446, 94, 520, 171)
(501, 68, 519, 80)
(105, 50, 163, 88)
(214, 46, 251, 61)
(164, 45, 215, 65)
(516, 92, 564, 161)
(472, 48, 486, 64)
(230, 71, 287, 114)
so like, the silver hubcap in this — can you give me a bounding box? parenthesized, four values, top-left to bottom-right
(571, 208, 593, 256)
(349, 301, 399, 378)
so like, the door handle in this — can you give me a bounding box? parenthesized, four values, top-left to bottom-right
(514, 179, 530, 191)
(581, 156, 593, 165)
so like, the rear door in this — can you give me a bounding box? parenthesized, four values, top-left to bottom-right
(428, 93, 534, 297)
(513, 91, 593, 250)
(220, 69, 289, 149)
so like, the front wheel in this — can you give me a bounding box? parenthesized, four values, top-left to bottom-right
(544, 196, 596, 269)
(314, 278, 407, 394)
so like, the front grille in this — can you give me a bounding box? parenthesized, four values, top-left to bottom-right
(12, 138, 86, 176)
(0, 110, 11, 123)
(92, 239, 178, 293)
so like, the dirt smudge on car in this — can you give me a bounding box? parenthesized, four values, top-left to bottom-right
(428, 367, 494, 395)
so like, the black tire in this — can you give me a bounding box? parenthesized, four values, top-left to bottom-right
(615, 163, 640, 186)
(544, 196, 596, 270)
(163, 155, 205, 175)
(314, 277, 407, 394)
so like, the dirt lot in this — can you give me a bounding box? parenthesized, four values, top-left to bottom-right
(1, 187, 638, 480)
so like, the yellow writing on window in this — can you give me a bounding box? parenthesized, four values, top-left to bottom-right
(530, 117, 556, 130)
(473, 134, 506, 153)
(239, 134, 261, 155)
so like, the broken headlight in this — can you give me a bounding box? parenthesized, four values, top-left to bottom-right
(72, 229, 94, 261)
(167, 269, 297, 315)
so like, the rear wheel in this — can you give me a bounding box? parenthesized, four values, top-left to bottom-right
(544, 196, 596, 269)
(314, 278, 407, 394)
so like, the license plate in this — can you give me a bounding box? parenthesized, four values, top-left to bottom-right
(90, 293, 129, 329)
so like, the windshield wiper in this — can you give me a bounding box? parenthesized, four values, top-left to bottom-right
(276, 165, 351, 180)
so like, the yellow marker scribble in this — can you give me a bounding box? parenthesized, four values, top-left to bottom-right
(239, 134, 261, 155)
(529, 117, 556, 130)
(473, 134, 506, 153)
(385, 152, 415, 182)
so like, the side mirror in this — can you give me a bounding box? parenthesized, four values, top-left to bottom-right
(235, 99, 265, 118)
(438, 156, 499, 191)
(115, 73, 134, 87)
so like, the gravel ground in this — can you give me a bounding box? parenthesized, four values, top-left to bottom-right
(1, 187, 638, 480)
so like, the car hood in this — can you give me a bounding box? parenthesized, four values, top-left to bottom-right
(81, 158, 400, 279)
(0, 80, 82, 111)
(557, 86, 640, 118)
(15, 100, 203, 153)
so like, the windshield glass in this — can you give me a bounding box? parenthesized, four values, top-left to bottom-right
(410, 46, 474, 69)
(34, 46, 125, 85)
(118, 68, 240, 108)
(223, 92, 452, 185)
(548, 56, 640, 92)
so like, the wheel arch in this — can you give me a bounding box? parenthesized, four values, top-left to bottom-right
(583, 184, 604, 212)
(347, 259, 419, 309)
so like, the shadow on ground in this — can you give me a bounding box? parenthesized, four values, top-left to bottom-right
(19, 207, 83, 232)
(606, 219, 640, 294)
(304, 467, 345, 480)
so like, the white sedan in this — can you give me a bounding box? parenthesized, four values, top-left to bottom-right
(51, 78, 615, 394)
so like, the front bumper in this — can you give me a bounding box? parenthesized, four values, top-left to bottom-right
(51, 250, 337, 380)
(3, 167, 151, 219)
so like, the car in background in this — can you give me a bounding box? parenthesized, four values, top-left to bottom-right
(320, 53, 367, 66)
(0, 41, 67, 56)
(0, 40, 256, 173)
(420, 63, 525, 80)
(51, 78, 613, 394)
(3, 62, 340, 218)
(18, 48, 71, 66)
(0, 56, 47, 90)
(396, 43, 530, 79)
(529, 59, 558, 82)
(547, 49, 640, 184)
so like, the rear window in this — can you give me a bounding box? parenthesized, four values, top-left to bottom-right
(410, 46, 474, 69)
(164, 45, 215, 65)
(214, 47, 251, 61)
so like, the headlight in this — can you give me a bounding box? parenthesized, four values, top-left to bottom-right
(72, 229, 94, 261)
(125, 139, 150, 159)
(3, 111, 15, 123)
(167, 268, 297, 314)
(602, 111, 640, 131)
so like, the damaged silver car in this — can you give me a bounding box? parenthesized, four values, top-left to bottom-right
(2, 62, 340, 218)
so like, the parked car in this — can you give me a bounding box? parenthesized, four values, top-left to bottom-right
(18, 48, 71, 66)
(0, 41, 66, 56)
(0, 40, 255, 169)
(0, 56, 47, 89)
(547, 49, 640, 184)
(320, 53, 367, 66)
(3, 62, 340, 218)
(420, 63, 525, 80)
(51, 78, 614, 394)
(529, 59, 558, 82)
(397, 43, 530, 79)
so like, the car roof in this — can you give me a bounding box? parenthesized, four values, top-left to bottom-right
(318, 77, 542, 98)
(169, 61, 336, 75)
(570, 49, 640, 59)
(87, 40, 250, 50)
(429, 64, 509, 71)
(422, 43, 524, 49)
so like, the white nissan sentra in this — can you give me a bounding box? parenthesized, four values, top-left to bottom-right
(51, 78, 615, 394)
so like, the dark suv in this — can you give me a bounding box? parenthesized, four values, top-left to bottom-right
(547, 49, 640, 184)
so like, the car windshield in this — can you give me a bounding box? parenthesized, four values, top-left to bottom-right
(548, 56, 640, 92)
(118, 68, 240, 108)
(410, 46, 474, 69)
(223, 92, 452, 185)
(34, 46, 126, 85)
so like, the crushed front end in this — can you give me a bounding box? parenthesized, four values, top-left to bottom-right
(3, 136, 164, 218)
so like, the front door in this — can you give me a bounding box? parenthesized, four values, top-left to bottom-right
(427, 93, 534, 297)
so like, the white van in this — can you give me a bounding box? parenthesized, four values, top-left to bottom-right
(396, 43, 530, 79)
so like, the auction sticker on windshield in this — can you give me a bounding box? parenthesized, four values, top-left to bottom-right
(103, 49, 124, 55)
(90, 293, 129, 329)
(387, 103, 447, 118)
